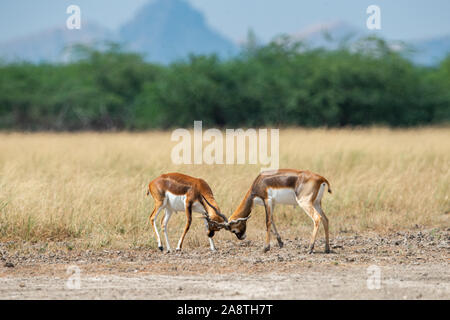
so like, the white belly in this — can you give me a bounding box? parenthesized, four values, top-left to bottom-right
(191, 201, 207, 214)
(165, 192, 206, 213)
(165, 192, 186, 211)
(254, 188, 297, 206)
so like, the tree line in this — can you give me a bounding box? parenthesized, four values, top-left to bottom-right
(0, 37, 449, 130)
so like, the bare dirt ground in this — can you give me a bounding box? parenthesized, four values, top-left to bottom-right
(0, 228, 449, 299)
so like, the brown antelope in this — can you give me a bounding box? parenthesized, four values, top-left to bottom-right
(217, 169, 332, 254)
(147, 172, 227, 252)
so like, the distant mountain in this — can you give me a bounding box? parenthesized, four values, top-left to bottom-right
(0, 3, 448, 66)
(119, 0, 237, 63)
(410, 35, 450, 65)
(0, 22, 117, 63)
(290, 21, 367, 49)
(0, 0, 236, 64)
(289, 21, 450, 65)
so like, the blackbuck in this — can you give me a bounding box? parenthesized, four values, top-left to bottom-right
(147, 173, 227, 252)
(223, 169, 332, 253)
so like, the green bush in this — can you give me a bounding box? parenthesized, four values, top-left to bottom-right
(0, 39, 448, 130)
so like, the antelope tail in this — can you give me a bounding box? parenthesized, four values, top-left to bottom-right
(325, 180, 332, 194)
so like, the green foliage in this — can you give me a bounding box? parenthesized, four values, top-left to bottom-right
(0, 39, 448, 130)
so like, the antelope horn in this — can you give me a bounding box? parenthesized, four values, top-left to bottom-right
(227, 215, 251, 225)
(200, 211, 228, 228)
(201, 194, 228, 223)
(199, 195, 228, 228)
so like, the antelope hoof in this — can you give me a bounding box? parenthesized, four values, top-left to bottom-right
(325, 246, 331, 254)
(166, 249, 172, 254)
(158, 246, 164, 252)
(176, 248, 181, 252)
(308, 245, 314, 254)
(277, 239, 284, 248)
(263, 245, 270, 253)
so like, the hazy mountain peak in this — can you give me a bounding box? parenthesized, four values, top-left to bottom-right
(119, 0, 237, 63)
(0, 3, 447, 66)
(410, 34, 450, 65)
(0, 0, 236, 64)
(293, 20, 358, 39)
(0, 20, 116, 63)
(290, 20, 366, 48)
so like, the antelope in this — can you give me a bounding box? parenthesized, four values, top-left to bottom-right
(219, 169, 332, 254)
(146, 172, 227, 252)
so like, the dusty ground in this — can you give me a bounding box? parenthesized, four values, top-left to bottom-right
(0, 228, 449, 299)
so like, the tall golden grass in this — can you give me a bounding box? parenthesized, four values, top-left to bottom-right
(0, 128, 448, 250)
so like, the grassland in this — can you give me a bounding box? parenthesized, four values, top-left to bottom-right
(0, 128, 448, 251)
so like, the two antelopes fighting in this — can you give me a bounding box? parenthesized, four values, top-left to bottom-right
(147, 169, 331, 253)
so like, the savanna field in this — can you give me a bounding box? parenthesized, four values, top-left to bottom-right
(1, 1, 450, 300)
(0, 128, 449, 251)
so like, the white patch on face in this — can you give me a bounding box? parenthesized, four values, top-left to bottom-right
(231, 227, 239, 234)
(230, 225, 246, 239)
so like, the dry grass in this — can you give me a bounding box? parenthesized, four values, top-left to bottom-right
(0, 128, 448, 250)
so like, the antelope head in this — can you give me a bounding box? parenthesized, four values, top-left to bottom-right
(200, 195, 251, 239)
(201, 213, 250, 240)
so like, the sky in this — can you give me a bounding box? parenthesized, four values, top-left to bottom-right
(0, 0, 449, 43)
